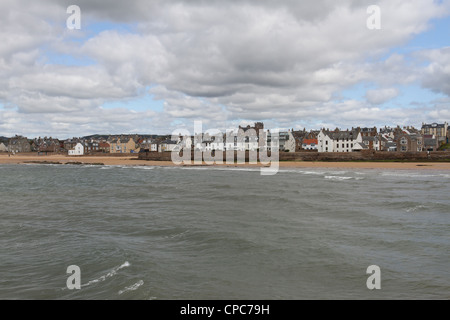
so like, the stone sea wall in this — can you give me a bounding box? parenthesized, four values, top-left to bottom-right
(138, 150, 450, 162)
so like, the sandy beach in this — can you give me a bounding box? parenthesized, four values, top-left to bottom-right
(1, 153, 450, 170)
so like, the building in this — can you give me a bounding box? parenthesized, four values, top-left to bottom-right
(239, 122, 265, 149)
(421, 122, 448, 145)
(277, 132, 291, 152)
(64, 138, 80, 152)
(395, 132, 423, 152)
(149, 143, 159, 152)
(84, 142, 100, 154)
(362, 136, 382, 151)
(302, 138, 318, 151)
(68, 143, 84, 156)
(423, 135, 439, 152)
(98, 142, 110, 153)
(0, 142, 7, 152)
(286, 130, 307, 152)
(447, 127, 450, 144)
(284, 131, 297, 153)
(8, 135, 31, 153)
(158, 140, 178, 152)
(176, 135, 193, 150)
(384, 141, 398, 152)
(317, 128, 363, 152)
(360, 127, 378, 137)
(109, 137, 139, 154)
(34, 137, 61, 154)
(208, 135, 224, 151)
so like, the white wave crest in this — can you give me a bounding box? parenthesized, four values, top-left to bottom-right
(405, 205, 426, 213)
(81, 261, 131, 288)
(324, 176, 353, 181)
(118, 280, 144, 295)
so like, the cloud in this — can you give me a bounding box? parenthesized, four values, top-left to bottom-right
(0, 0, 449, 137)
(420, 47, 450, 96)
(365, 88, 400, 105)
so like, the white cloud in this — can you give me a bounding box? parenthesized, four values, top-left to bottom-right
(0, 0, 449, 137)
(420, 47, 450, 96)
(365, 88, 400, 105)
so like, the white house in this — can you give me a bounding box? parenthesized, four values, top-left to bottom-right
(68, 143, 84, 156)
(317, 129, 363, 152)
(210, 135, 225, 151)
(284, 131, 296, 153)
(0, 143, 7, 152)
(177, 135, 192, 150)
(302, 138, 318, 151)
(148, 143, 158, 152)
(158, 140, 178, 152)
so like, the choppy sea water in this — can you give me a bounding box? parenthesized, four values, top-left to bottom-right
(0, 164, 448, 300)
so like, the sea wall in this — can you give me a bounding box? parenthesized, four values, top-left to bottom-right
(138, 150, 450, 162)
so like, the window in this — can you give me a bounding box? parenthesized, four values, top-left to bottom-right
(401, 137, 407, 145)
(326, 141, 328, 145)
(401, 146, 407, 152)
(346, 143, 349, 148)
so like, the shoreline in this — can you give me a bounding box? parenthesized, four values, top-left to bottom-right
(1, 154, 450, 170)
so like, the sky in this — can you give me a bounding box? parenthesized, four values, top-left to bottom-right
(0, 0, 449, 138)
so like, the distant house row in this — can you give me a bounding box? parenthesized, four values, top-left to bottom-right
(166, 122, 449, 154)
(0, 122, 448, 155)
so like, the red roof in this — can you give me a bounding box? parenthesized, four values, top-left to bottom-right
(303, 139, 318, 145)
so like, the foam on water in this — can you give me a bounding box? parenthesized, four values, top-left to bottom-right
(118, 280, 144, 295)
(380, 172, 440, 178)
(81, 262, 131, 288)
(405, 205, 427, 213)
(324, 176, 353, 181)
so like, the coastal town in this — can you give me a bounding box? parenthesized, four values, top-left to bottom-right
(1, 122, 449, 156)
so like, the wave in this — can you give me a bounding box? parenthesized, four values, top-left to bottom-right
(380, 172, 441, 178)
(324, 176, 362, 181)
(325, 171, 348, 175)
(118, 280, 144, 295)
(296, 170, 324, 175)
(324, 176, 352, 180)
(164, 230, 190, 239)
(81, 261, 131, 288)
(405, 205, 427, 213)
(130, 166, 155, 170)
(99, 165, 153, 170)
(212, 167, 261, 172)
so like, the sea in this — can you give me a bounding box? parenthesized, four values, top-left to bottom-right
(0, 163, 448, 300)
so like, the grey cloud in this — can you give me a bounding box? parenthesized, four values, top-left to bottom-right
(365, 88, 400, 105)
(1, 0, 449, 137)
(421, 48, 450, 96)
